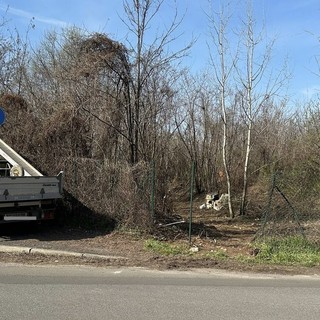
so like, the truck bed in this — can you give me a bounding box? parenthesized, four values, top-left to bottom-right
(0, 172, 64, 203)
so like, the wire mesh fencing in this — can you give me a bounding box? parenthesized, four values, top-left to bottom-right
(255, 172, 320, 243)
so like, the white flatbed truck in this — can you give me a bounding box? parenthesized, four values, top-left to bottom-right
(0, 139, 64, 222)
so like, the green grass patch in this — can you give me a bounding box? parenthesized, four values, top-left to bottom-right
(144, 239, 190, 256)
(251, 236, 320, 267)
(205, 249, 229, 260)
(145, 237, 320, 267)
(144, 239, 230, 260)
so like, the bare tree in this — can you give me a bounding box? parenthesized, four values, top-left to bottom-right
(174, 72, 222, 193)
(207, 1, 237, 218)
(121, 0, 194, 164)
(0, 15, 32, 95)
(236, 1, 288, 215)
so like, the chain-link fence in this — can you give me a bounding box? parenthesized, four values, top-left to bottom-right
(255, 172, 320, 243)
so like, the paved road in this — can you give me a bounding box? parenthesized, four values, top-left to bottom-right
(0, 264, 319, 320)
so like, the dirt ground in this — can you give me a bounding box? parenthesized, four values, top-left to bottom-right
(1, 202, 320, 276)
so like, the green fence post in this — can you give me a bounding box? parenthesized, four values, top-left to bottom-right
(188, 161, 195, 245)
(150, 160, 156, 222)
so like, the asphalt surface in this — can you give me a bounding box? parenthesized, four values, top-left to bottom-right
(0, 265, 320, 320)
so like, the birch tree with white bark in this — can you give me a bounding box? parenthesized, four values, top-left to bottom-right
(237, 1, 288, 215)
(207, 1, 238, 219)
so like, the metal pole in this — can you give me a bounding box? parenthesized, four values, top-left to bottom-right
(150, 160, 155, 222)
(188, 161, 195, 245)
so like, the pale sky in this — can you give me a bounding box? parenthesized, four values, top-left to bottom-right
(0, 0, 319, 102)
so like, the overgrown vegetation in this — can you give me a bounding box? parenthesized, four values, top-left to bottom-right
(0, 0, 319, 243)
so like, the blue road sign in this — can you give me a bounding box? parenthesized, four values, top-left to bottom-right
(0, 108, 5, 125)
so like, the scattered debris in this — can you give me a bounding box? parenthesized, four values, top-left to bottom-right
(199, 193, 229, 211)
(189, 246, 199, 253)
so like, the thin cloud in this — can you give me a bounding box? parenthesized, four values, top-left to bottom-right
(0, 5, 68, 28)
